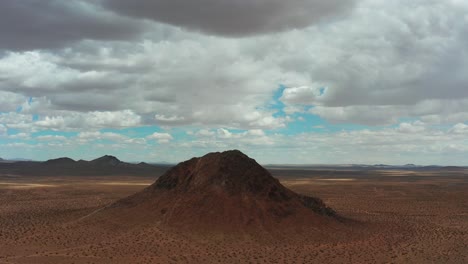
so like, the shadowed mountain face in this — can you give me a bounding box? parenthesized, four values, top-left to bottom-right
(94, 150, 337, 236)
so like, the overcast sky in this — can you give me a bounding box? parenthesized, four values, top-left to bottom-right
(0, 0, 467, 165)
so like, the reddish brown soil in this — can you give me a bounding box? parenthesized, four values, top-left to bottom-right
(0, 170, 467, 263)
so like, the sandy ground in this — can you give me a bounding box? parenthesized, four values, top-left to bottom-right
(0, 171, 467, 263)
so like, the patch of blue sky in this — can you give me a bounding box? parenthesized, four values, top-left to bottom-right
(169, 127, 194, 141)
(271, 85, 286, 105)
(0, 136, 36, 146)
(6, 128, 21, 135)
(269, 85, 374, 134)
(318, 87, 327, 96)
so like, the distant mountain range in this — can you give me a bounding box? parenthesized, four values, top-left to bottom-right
(1, 155, 466, 177)
(265, 164, 467, 171)
(0, 155, 171, 177)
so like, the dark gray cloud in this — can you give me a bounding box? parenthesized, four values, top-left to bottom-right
(0, 0, 144, 51)
(102, 0, 356, 37)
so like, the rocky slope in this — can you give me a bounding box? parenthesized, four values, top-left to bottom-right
(91, 150, 339, 236)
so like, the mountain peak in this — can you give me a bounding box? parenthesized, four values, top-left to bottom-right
(91, 155, 121, 166)
(152, 150, 273, 195)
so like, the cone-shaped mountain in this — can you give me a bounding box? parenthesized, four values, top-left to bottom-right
(93, 150, 338, 235)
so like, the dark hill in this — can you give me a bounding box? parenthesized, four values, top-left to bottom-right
(44, 157, 76, 165)
(89, 150, 339, 237)
(90, 155, 121, 166)
(0, 156, 170, 177)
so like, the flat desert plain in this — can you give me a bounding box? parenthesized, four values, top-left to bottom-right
(0, 168, 467, 263)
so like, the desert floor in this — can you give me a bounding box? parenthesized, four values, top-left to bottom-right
(0, 170, 467, 263)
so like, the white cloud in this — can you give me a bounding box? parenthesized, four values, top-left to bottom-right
(35, 110, 141, 130)
(280, 86, 325, 105)
(184, 125, 468, 165)
(36, 135, 67, 141)
(450, 123, 468, 134)
(0, 124, 7, 136)
(147, 132, 173, 143)
(0, 112, 34, 131)
(155, 114, 185, 123)
(190, 128, 273, 146)
(35, 116, 67, 130)
(397, 121, 426, 133)
(196, 129, 215, 137)
(9, 133, 30, 139)
(77, 131, 128, 142)
(1, 122, 466, 165)
(217, 128, 233, 139)
(247, 129, 266, 137)
(310, 106, 399, 125)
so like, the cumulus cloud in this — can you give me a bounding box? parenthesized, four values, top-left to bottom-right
(0, 113, 34, 130)
(0, 43, 286, 129)
(274, 0, 468, 124)
(189, 128, 272, 147)
(172, 124, 466, 165)
(397, 121, 426, 134)
(3, 0, 467, 129)
(155, 114, 185, 124)
(77, 131, 129, 143)
(147, 132, 173, 143)
(450, 123, 468, 134)
(195, 129, 216, 137)
(308, 99, 468, 125)
(7, 133, 30, 140)
(283, 126, 468, 164)
(309, 106, 398, 125)
(280, 86, 326, 105)
(0, 0, 467, 164)
(247, 129, 266, 137)
(35, 110, 141, 130)
(103, 0, 356, 37)
(217, 128, 233, 139)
